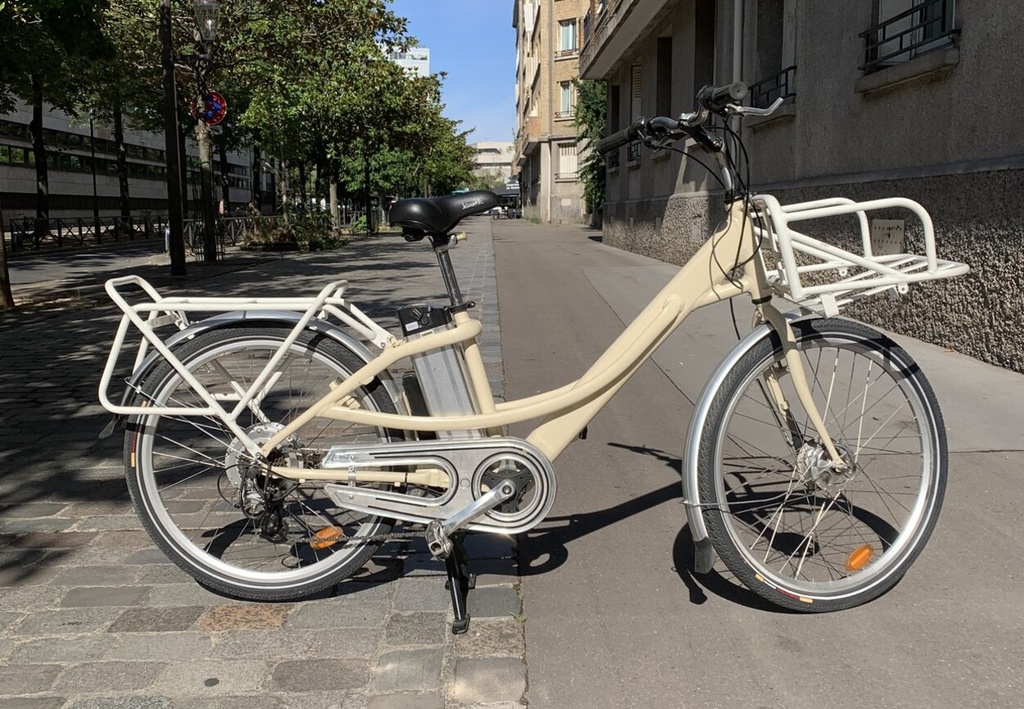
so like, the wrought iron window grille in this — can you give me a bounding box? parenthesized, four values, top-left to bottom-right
(860, 0, 958, 74)
(749, 66, 796, 109)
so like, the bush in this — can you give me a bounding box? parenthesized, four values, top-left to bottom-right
(241, 212, 349, 252)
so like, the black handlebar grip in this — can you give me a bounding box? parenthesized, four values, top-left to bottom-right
(697, 82, 748, 112)
(595, 124, 639, 155)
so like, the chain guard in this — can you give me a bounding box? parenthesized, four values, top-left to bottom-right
(320, 437, 556, 535)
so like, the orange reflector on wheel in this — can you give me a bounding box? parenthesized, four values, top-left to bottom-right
(846, 544, 874, 572)
(310, 526, 345, 550)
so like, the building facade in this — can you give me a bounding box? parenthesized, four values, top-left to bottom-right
(579, 0, 1024, 372)
(1, 101, 263, 223)
(512, 0, 590, 224)
(472, 141, 516, 183)
(388, 47, 431, 77)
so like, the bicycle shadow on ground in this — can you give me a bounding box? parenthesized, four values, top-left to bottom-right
(517, 441, 789, 613)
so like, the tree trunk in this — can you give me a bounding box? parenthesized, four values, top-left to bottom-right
(0, 192, 15, 310)
(250, 142, 262, 213)
(278, 157, 290, 223)
(30, 74, 50, 243)
(363, 151, 374, 236)
(329, 158, 340, 235)
(195, 121, 217, 262)
(218, 140, 230, 216)
(177, 117, 189, 219)
(113, 102, 131, 226)
(297, 161, 307, 211)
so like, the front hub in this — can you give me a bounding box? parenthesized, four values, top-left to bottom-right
(796, 441, 855, 494)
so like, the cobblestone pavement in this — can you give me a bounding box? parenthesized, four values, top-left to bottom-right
(0, 217, 529, 708)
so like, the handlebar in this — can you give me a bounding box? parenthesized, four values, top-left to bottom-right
(696, 82, 748, 114)
(595, 82, 748, 155)
(595, 124, 641, 155)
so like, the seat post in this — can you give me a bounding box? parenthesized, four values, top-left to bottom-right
(431, 234, 467, 308)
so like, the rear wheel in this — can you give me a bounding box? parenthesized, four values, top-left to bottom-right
(124, 325, 402, 601)
(697, 319, 946, 611)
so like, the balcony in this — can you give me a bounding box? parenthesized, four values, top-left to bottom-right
(578, 0, 672, 79)
(748, 66, 796, 109)
(859, 0, 958, 74)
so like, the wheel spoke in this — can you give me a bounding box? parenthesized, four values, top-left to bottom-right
(706, 322, 944, 608)
(128, 329, 398, 599)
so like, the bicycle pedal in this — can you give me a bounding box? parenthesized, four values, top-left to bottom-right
(309, 526, 345, 550)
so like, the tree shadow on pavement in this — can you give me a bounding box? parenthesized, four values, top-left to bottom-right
(515, 440, 788, 612)
(0, 233, 459, 587)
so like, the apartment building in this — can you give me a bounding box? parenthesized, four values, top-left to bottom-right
(512, 0, 591, 224)
(472, 141, 516, 183)
(387, 47, 431, 77)
(579, 0, 1024, 372)
(1, 101, 263, 223)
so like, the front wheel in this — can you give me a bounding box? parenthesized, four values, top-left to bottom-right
(124, 325, 403, 601)
(697, 318, 947, 612)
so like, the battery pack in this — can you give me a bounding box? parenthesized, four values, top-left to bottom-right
(398, 305, 481, 439)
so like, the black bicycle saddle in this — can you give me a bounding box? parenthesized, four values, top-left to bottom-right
(390, 191, 499, 236)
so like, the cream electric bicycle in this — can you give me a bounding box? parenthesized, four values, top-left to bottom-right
(99, 83, 968, 631)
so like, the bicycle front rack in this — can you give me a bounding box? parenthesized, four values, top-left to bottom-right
(752, 195, 970, 316)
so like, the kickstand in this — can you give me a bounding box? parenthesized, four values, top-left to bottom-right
(443, 533, 476, 634)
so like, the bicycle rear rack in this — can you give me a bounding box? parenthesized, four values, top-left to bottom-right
(97, 276, 394, 455)
(752, 195, 970, 316)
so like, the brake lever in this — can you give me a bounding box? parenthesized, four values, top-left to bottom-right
(730, 97, 785, 118)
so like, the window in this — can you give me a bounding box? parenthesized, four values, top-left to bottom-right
(558, 19, 578, 56)
(630, 65, 643, 121)
(556, 142, 577, 180)
(693, 0, 716, 94)
(558, 81, 575, 119)
(749, 0, 796, 108)
(608, 85, 621, 169)
(863, 0, 956, 72)
(656, 37, 673, 117)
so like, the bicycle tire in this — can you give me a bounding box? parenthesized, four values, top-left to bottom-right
(696, 318, 947, 612)
(124, 324, 403, 601)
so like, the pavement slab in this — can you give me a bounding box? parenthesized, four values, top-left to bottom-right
(0, 219, 523, 708)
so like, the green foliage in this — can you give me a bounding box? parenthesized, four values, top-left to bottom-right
(1, 0, 478, 211)
(573, 79, 608, 215)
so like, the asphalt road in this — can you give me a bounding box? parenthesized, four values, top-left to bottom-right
(493, 220, 1024, 709)
(7, 241, 167, 286)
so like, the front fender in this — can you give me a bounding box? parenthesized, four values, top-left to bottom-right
(683, 311, 803, 573)
(114, 311, 405, 415)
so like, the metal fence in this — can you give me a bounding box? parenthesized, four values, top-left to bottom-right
(7, 214, 166, 252)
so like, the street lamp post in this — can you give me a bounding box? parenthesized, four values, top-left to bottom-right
(159, 0, 186, 275)
(194, 0, 220, 263)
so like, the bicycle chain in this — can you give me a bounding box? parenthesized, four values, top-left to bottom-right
(297, 528, 424, 545)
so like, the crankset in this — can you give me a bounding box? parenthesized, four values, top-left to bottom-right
(319, 437, 556, 536)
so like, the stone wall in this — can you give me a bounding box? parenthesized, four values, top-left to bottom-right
(603, 168, 1024, 373)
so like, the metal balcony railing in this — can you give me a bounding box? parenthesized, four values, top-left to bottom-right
(749, 65, 796, 109)
(860, 0, 957, 74)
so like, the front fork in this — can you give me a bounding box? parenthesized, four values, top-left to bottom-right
(756, 304, 847, 470)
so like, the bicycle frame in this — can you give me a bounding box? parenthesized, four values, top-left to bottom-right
(258, 198, 841, 482)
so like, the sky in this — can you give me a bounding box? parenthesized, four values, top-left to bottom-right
(389, 0, 517, 144)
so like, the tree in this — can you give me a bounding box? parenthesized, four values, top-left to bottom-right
(574, 79, 607, 222)
(0, 1, 110, 309)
